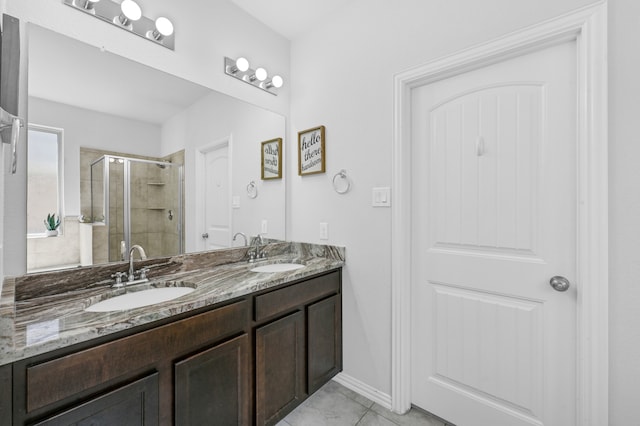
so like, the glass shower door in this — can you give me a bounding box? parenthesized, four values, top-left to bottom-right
(107, 157, 126, 262)
(92, 155, 183, 263)
(90, 156, 126, 264)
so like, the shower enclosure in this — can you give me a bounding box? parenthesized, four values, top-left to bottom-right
(91, 155, 183, 262)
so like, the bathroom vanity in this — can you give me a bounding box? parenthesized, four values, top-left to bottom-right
(0, 242, 344, 426)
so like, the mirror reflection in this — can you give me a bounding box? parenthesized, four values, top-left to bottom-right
(26, 24, 286, 273)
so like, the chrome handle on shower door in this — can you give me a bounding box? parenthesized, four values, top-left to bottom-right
(10, 116, 21, 174)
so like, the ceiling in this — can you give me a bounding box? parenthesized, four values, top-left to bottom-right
(230, 0, 352, 40)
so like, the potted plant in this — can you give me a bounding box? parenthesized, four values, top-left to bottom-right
(44, 213, 61, 237)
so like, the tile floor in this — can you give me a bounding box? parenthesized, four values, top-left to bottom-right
(277, 380, 453, 426)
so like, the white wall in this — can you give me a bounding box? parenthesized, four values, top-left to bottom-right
(287, 0, 602, 409)
(162, 90, 286, 253)
(29, 97, 162, 216)
(608, 0, 640, 424)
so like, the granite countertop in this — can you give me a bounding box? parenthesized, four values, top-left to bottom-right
(0, 242, 344, 366)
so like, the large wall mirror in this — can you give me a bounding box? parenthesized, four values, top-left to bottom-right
(26, 24, 286, 273)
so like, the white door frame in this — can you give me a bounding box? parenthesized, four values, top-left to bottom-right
(195, 136, 233, 252)
(391, 2, 608, 425)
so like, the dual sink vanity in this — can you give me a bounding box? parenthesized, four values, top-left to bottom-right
(85, 263, 304, 313)
(0, 241, 344, 425)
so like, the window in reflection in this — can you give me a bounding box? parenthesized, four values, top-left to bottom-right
(27, 125, 63, 236)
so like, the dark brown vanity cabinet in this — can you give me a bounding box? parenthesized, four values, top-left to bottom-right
(307, 293, 342, 394)
(1, 364, 12, 426)
(254, 270, 342, 425)
(12, 300, 249, 426)
(31, 373, 160, 426)
(8, 268, 342, 426)
(174, 334, 250, 425)
(255, 311, 306, 425)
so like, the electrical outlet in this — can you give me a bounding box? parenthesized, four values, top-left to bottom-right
(261, 220, 268, 234)
(319, 222, 329, 240)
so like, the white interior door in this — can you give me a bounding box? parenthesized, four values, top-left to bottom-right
(410, 41, 577, 426)
(203, 144, 231, 250)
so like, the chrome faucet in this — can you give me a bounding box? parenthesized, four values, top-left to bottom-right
(128, 245, 148, 283)
(110, 244, 149, 287)
(233, 232, 248, 246)
(248, 234, 266, 262)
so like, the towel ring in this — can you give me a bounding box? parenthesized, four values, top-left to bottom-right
(332, 169, 350, 194)
(247, 181, 258, 199)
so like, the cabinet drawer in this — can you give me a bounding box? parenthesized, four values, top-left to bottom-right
(254, 271, 340, 322)
(25, 300, 248, 413)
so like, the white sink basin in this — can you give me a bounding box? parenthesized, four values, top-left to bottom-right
(85, 287, 195, 312)
(250, 263, 305, 273)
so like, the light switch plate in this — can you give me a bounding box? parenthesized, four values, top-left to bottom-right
(232, 196, 240, 209)
(372, 187, 391, 207)
(261, 220, 268, 234)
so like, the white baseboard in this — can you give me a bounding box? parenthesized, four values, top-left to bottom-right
(332, 372, 392, 410)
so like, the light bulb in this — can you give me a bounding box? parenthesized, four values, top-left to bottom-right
(155, 17, 174, 36)
(255, 67, 268, 82)
(271, 75, 284, 88)
(236, 57, 249, 72)
(148, 17, 174, 41)
(121, 0, 141, 21)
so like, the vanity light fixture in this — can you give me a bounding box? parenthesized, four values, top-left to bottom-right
(224, 57, 284, 96)
(63, 0, 175, 50)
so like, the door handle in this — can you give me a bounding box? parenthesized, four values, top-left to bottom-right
(549, 276, 570, 292)
(201, 233, 209, 239)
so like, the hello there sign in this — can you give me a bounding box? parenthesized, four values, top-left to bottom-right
(298, 125, 325, 176)
(261, 138, 282, 180)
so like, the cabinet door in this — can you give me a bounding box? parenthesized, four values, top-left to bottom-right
(174, 334, 249, 426)
(0, 364, 11, 426)
(255, 311, 305, 426)
(308, 294, 342, 393)
(32, 373, 159, 426)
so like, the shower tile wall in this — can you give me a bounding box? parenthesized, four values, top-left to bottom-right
(79, 148, 184, 264)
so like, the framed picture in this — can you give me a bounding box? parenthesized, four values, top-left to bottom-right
(261, 138, 282, 180)
(298, 125, 325, 176)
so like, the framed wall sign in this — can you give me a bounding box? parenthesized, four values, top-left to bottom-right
(261, 138, 282, 180)
(298, 125, 325, 176)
